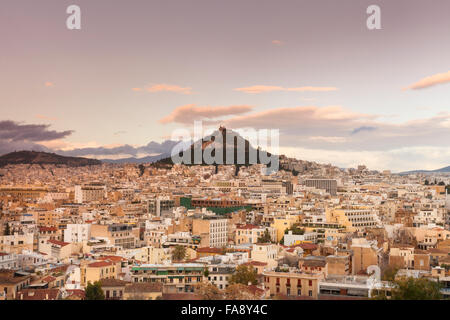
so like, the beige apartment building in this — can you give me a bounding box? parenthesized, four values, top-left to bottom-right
(351, 238, 380, 275)
(0, 233, 34, 254)
(81, 260, 118, 287)
(91, 224, 137, 249)
(326, 206, 381, 232)
(192, 216, 228, 248)
(235, 224, 276, 245)
(130, 263, 204, 294)
(263, 270, 324, 299)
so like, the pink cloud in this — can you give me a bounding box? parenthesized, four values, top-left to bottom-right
(271, 40, 284, 46)
(133, 83, 193, 94)
(404, 70, 450, 90)
(36, 114, 58, 121)
(234, 85, 338, 94)
(45, 82, 54, 87)
(159, 104, 254, 124)
(223, 105, 374, 129)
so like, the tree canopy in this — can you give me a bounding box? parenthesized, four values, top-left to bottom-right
(85, 281, 105, 300)
(172, 245, 187, 262)
(373, 277, 442, 300)
(257, 229, 273, 243)
(229, 265, 257, 285)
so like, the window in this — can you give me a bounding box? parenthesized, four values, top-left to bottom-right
(309, 290, 313, 297)
(309, 280, 312, 286)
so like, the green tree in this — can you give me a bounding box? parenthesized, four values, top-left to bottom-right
(284, 223, 304, 235)
(230, 265, 257, 285)
(172, 245, 187, 262)
(4, 223, 10, 236)
(85, 281, 105, 300)
(382, 266, 398, 282)
(257, 229, 272, 243)
(391, 278, 442, 300)
(373, 277, 442, 300)
(138, 164, 145, 177)
(424, 179, 429, 186)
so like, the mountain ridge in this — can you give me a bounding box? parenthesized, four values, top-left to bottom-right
(399, 166, 450, 175)
(0, 151, 101, 167)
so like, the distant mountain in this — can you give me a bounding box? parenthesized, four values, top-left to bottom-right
(102, 153, 172, 164)
(0, 151, 101, 167)
(399, 166, 450, 175)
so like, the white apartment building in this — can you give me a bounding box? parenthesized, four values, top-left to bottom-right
(283, 231, 318, 246)
(251, 243, 278, 268)
(0, 252, 19, 269)
(209, 218, 228, 248)
(413, 209, 445, 227)
(64, 224, 92, 243)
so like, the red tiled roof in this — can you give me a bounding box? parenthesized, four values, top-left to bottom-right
(42, 276, 56, 283)
(296, 243, 318, 250)
(98, 256, 124, 262)
(236, 224, 260, 230)
(242, 261, 267, 267)
(196, 247, 222, 253)
(17, 289, 60, 300)
(88, 261, 114, 268)
(66, 289, 85, 299)
(48, 239, 70, 247)
(39, 226, 58, 232)
(247, 285, 266, 296)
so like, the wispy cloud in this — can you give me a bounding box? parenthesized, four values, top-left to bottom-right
(271, 40, 284, 46)
(351, 126, 377, 135)
(45, 82, 54, 87)
(133, 83, 193, 95)
(234, 85, 338, 94)
(36, 114, 58, 121)
(159, 104, 254, 124)
(404, 70, 450, 90)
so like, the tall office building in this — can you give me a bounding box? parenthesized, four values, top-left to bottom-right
(304, 179, 337, 196)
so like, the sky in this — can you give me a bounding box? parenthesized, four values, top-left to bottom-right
(1, 0, 450, 172)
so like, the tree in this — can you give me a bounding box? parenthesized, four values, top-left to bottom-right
(391, 278, 442, 300)
(85, 281, 105, 300)
(381, 266, 398, 282)
(257, 229, 272, 243)
(373, 277, 442, 300)
(229, 265, 257, 285)
(138, 164, 145, 177)
(424, 179, 429, 186)
(172, 245, 187, 262)
(4, 223, 10, 236)
(195, 282, 223, 300)
(284, 223, 304, 235)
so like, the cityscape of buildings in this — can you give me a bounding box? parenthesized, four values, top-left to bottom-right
(2, 0, 450, 305)
(0, 156, 449, 300)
